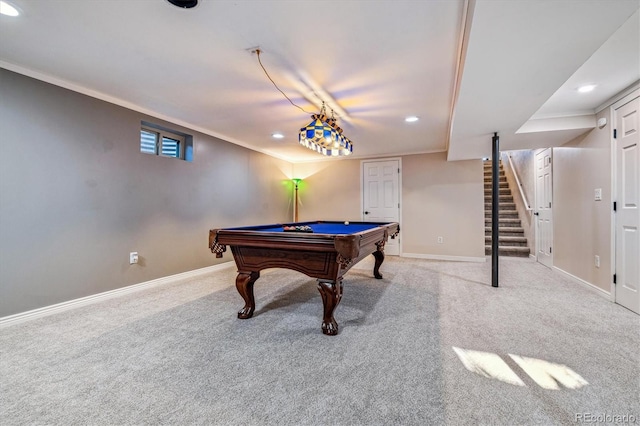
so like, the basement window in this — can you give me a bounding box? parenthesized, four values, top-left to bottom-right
(140, 122, 193, 162)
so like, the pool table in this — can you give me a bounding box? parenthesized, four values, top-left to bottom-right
(209, 221, 400, 335)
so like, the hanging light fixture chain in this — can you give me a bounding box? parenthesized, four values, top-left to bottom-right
(255, 49, 312, 114)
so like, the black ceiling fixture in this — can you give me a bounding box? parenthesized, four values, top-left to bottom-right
(166, 0, 198, 9)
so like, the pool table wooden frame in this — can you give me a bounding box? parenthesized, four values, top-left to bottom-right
(209, 221, 400, 335)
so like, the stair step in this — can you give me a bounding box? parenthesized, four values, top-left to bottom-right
(485, 202, 516, 209)
(484, 182, 509, 188)
(485, 215, 520, 221)
(485, 195, 514, 202)
(485, 209, 518, 215)
(484, 178, 508, 184)
(486, 215, 520, 220)
(485, 236, 528, 246)
(484, 210, 519, 217)
(485, 246, 530, 257)
(485, 217, 520, 223)
(484, 171, 505, 177)
(487, 235, 527, 242)
(484, 188, 511, 195)
(485, 218, 520, 223)
(485, 219, 522, 227)
(485, 226, 525, 235)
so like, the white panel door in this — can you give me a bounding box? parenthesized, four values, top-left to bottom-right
(363, 160, 400, 255)
(614, 94, 640, 314)
(535, 148, 553, 268)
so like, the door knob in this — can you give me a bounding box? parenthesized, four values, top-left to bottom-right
(534, 212, 539, 216)
(364, 211, 370, 215)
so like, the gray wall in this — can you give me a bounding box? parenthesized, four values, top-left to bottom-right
(0, 70, 292, 317)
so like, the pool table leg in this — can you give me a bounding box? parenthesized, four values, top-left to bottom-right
(236, 271, 260, 319)
(317, 279, 343, 336)
(372, 243, 385, 279)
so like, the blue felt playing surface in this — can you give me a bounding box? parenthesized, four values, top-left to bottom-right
(231, 222, 381, 235)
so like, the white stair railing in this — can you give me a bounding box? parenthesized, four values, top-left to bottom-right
(506, 154, 532, 211)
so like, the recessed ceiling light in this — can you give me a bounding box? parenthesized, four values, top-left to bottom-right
(577, 84, 596, 93)
(0, 1, 20, 16)
(271, 133, 284, 139)
(405, 116, 419, 123)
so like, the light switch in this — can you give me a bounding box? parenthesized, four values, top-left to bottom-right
(594, 188, 602, 201)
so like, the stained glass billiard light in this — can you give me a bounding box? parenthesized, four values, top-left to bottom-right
(299, 104, 353, 157)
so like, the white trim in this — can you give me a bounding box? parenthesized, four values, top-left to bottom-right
(516, 114, 596, 134)
(402, 252, 486, 263)
(596, 81, 640, 114)
(529, 253, 536, 260)
(610, 102, 618, 301)
(610, 88, 640, 110)
(0, 262, 235, 328)
(552, 266, 612, 301)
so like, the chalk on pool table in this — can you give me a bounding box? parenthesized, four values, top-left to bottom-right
(344, 221, 349, 225)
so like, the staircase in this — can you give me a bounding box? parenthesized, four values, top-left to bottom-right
(484, 160, 530, 257)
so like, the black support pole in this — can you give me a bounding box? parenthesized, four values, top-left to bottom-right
(492, 132, 499, 288)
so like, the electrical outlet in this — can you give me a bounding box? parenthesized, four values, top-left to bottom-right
(437, 236, 444, 244)
(594, 188, 602, 201)
(130, 252, 138, 265)
(594, 255, 600, 268)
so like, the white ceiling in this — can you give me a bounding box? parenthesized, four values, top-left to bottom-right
(1, 0, 638, 163)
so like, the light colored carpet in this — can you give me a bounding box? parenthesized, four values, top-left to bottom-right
(1, 256, 638, 425)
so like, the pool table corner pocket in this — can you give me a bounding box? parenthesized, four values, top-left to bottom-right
(209, 229, 227, 258)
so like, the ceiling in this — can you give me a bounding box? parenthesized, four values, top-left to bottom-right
(0, 0, 638, 163)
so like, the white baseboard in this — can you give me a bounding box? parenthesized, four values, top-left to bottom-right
(0, 261, 235, 328)
(529, 254, 536, 260)
(552, 266, 612, 300)
(401, 253, 486, 263)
